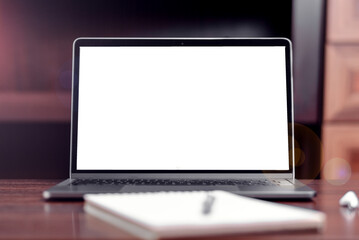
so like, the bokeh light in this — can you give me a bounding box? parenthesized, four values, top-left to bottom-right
(323, 157, 351, 185)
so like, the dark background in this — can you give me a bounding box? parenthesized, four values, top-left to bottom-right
(0, 0, 325, 179)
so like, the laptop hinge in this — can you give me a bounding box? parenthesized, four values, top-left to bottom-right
(70, 173, 293, 179)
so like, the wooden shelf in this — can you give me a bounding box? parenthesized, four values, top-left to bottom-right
(324, 45, 359, 121)
(327, 0, 359, 43)
(323, 0, 359, 178)
(0, 91, 71, 122)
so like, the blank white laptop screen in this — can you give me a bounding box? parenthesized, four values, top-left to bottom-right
(77, 46, 289, 170)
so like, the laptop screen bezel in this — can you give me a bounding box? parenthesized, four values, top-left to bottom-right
(70, 38, 294, 175)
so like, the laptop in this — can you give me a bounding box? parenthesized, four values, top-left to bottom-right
(43, 38, 316, 200)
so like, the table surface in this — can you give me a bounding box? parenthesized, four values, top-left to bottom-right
(0, 179, 358, 239)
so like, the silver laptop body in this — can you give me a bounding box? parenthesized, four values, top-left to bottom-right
(43, 38, 316, 200)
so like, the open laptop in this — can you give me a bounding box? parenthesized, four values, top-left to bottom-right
(43, 38, 316, 200)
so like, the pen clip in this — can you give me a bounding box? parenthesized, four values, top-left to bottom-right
(202, 193, 215, 215)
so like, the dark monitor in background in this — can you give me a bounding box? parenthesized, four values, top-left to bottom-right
(0, 0, 325, 178)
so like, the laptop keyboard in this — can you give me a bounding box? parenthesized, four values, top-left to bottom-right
(71, 178, 278, 186)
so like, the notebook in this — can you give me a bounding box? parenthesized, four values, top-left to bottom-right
(43, 38, 316, 200)
(84, 191, 325, 239)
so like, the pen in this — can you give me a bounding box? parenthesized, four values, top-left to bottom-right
(202, 193, 215, 215)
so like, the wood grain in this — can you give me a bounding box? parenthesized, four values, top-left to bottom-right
(0, 179, 358, 239)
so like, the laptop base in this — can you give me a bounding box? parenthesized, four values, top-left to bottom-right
(43, 178, 316, 200)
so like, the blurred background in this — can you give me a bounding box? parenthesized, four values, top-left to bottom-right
(0, 0, 355, 181)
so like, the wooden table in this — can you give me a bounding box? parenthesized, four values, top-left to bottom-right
(0, 179, 358, 239)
